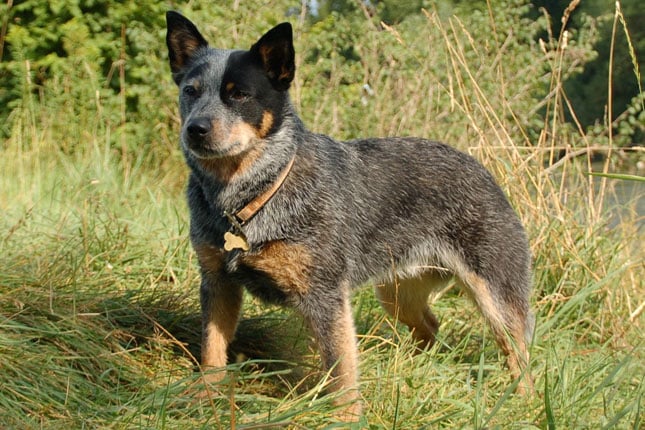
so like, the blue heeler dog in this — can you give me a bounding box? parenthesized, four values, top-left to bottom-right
(166, 11, 534, 419)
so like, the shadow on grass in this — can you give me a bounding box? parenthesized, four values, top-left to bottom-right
(95, 289, 318, 394)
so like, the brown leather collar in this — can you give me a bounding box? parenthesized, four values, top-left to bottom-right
(230, 154, 296, 226)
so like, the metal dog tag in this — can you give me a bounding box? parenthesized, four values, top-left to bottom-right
(223, 231, 250, 252)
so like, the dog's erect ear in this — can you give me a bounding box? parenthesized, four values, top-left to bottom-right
(166, 11, 208, 84)
(250, 22, 295, 91)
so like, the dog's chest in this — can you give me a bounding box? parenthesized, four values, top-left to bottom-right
(194, 239, 314, 305)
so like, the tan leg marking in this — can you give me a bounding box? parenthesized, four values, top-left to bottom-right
(193, 243, 225, 274)
(200, 289, 242, 371)
(324, 295, 362, 421)
(193, 244, 243, 381)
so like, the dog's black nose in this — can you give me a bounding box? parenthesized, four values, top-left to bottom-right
(186, 117, 211, 141)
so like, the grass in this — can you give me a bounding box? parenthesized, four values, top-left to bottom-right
(1, 3, 643, 429)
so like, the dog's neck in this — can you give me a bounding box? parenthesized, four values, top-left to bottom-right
(232, 153, 296, 225)
(219, 153, 296, 252)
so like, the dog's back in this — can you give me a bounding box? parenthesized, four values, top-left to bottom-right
(311, 136, 530, 286)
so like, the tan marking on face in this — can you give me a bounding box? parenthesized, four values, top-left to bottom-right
(196, 122, 266, 182)
(257, 110, 274, 138)
(225, 81, 235, 92)
(231, 122, 256, 142)
(242, 241, 312, 295)
(198, 145, 265, 182)
(197, 119, 257, 153)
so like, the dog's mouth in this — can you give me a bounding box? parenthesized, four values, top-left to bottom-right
(182, 118, 261, 160)
(188, 138, 267, 181)
(184, 137, 243, 159)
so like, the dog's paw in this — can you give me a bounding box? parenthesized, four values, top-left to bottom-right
(183, 368, 228, 400)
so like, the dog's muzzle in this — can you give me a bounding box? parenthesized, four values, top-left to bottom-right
(184, 117, 228, 158)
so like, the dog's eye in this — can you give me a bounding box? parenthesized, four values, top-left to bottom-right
(183, 85, 198, 97)
(229, 88, 250, 102)
(222, 81, 251, 103)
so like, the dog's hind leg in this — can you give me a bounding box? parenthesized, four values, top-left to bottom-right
(459, 270, 534, 394)
(299, 285, 362, 420)
(374, 271, 446, 350)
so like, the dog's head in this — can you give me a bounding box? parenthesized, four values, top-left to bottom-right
(166, 12, 295, 161)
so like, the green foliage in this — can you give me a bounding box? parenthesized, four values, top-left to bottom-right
(0, 0, 172, 172)
(297, 0, 555, 147)
(532, 0, 644, 133)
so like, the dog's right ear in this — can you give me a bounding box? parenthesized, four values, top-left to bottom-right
(166, 11, 208, 84)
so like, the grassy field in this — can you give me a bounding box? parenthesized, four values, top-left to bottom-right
(1, 4, 643, 429)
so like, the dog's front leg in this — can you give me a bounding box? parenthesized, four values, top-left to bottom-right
(199, 273, 243, 382)
(193, 244, 243, 381)
(300, 288, 362, 420)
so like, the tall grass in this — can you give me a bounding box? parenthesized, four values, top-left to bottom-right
(1, 2, 643, 428)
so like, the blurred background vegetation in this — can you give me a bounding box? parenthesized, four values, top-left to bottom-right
(0, 0, 643, 161)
